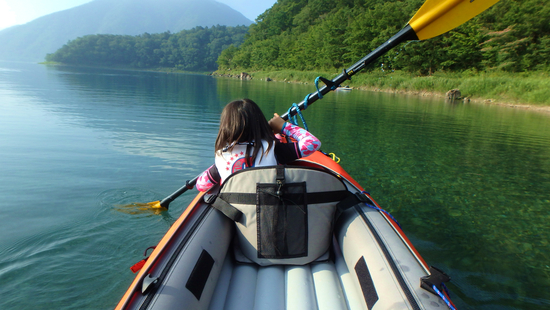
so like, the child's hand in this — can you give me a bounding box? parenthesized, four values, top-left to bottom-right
(268, 113, 285, 133)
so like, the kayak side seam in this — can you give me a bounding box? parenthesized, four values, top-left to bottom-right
(355, 205, 421, 310)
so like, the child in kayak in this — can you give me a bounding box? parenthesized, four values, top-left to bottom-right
(196, 98, 321, 192)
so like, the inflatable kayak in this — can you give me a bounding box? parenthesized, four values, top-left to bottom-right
(112, 0, 508, 306)
(116, 151, 456, 310)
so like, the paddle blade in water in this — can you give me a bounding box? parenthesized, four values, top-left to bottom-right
(409, 0, 500, 40)
(146, 201, 164, 209)
(114, 201, 167, 215)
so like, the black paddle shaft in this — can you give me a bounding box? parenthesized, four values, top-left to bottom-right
(159, 175, 199, 209)
(281, 25, 417, 121)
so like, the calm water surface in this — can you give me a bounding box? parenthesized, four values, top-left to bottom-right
(0, 62, 549, 309)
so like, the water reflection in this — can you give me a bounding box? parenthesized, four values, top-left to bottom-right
(41, 65, 224, 170)
(316, 93, 550, 308)
(1, 62, 549, 309)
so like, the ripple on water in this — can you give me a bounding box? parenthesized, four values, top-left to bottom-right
(0, 187, 183, 310)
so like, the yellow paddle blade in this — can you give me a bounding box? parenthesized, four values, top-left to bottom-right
(146, 201, 164, 209)
(114, 201, 167, 215)
(116, 201, 165, 209)
(409, 0, 500, 40)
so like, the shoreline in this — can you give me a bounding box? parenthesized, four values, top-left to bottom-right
(354, 85, 550, 114)
(213, 70, 550, 115)
(40, 63, 550, 114)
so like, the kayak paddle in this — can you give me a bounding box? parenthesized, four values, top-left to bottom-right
(116, 175, 199, 212)
(148, 176, 199, 209)
(282, 0, 500, 119)
(131, 0, 500, 211)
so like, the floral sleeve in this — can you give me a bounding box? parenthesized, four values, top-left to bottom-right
(281, 123, 321, 157)
(195, 165, 220, 192)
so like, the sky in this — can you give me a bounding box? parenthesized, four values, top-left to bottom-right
(0, 0, 277, 31)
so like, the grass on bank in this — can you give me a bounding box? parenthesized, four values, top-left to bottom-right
(216, 69, 550, 106)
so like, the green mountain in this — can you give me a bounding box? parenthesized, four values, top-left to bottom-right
(219, 0, 550, 74)
(0, 0, 252, 62)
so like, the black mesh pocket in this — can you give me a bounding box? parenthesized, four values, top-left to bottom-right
(256, 182, 308, 259)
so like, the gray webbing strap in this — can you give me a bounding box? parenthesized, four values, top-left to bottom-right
(211, 196, 243, 222)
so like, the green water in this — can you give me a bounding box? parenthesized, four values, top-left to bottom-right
(0, 62, 548, 309)
(312, 94, 550, 309)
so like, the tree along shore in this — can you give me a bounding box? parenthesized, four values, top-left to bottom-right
(41, 60, 550, 112)
(214, 0, 549, 113)
(214, 69, 550, 112)
(218, 0, 549, 78)
(43, 0, 549, 113)
(45, 25, 248, 72)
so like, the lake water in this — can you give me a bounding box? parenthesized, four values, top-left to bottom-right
(0, 61, 549, 310)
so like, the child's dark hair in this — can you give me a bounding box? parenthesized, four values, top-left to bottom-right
(215, 99, 276, 164)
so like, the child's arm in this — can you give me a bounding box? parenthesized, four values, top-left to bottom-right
(269, 113, 321, 158)
(195, 165, 220, 192)
(281, 122, 321, 157)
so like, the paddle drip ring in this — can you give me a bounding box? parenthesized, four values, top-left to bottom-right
(287, 103, 308, 131)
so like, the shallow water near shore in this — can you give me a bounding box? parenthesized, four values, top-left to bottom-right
(0, 61, 549, 309)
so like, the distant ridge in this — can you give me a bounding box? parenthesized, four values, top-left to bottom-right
(0, 0, 252, 62)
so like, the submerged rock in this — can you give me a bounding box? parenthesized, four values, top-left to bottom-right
(239, 72, 252, 80)
(446, 89, 462, 101)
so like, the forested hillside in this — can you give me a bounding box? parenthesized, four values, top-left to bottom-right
(46, 0, 550, 76)
(218, 0, 550, 75)
(0, 0, 251, 62)
(46, 26, 248, 72)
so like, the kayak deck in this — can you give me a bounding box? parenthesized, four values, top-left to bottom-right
(118, 160, 454, 310)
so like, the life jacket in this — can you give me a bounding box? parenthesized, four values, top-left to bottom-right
(209, 165, 357, 266)
(214, 140, 277, 183)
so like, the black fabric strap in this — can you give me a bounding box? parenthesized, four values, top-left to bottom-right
(212, 190, 353, 223)
(334, 192, 373, 221)
(276, 166, 285, 184)
(218, 193, 256, 204)
(211, 196, 243, 222)
(218, 190, 351, 206)
(309, 190, 350, 204)
(337, 192, 372, 210)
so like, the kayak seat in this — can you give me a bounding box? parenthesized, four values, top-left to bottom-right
(210, 165, 353, 266)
